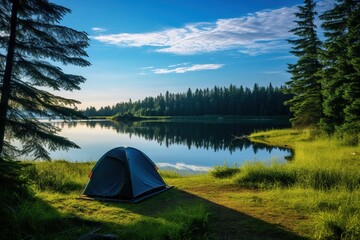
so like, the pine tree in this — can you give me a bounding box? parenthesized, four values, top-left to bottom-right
(319, 0, 360, 135)
(285, 0, 323, 128)
(342, 5, 360, 142)
(0, 0, 90, 159)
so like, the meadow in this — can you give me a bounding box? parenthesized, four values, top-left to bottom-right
(2, 129, 359, 239)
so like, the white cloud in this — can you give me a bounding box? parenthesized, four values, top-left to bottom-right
(168, 62, 191, 68)
(92, 27, 107, 33)
(238, 40, 290, 56)
(152, 63, 224, 74)
(94, 0, 334, 56)
(139, 66, 154, 70)
(156, 162, 211, 172)
(93, 6, 298, 55)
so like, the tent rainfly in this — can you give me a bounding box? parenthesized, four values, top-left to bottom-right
(80, 147, 171, 203)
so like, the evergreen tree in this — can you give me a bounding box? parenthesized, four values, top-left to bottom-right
(83, 84, 291, 117)
(286, 0, 323, 127)
(343, 6, 360, 129)
(320, 0, 360, 133)
(320, 0, 360, 139)
(0, 0, 90, 159)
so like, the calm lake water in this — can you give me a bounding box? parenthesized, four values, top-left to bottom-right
(46, 119, 291, 172)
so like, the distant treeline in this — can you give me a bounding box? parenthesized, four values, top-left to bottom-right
(83, 83, 291, 117)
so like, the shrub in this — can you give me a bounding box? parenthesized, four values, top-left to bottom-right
(0, 158, 33, 239)
(211, 166, 240, 178)
(0, 158, 31, 199)
(233, 163, 296, 188)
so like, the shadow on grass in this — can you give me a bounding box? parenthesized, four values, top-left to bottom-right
(2, 195, 100, 240)
(5, 187, 309, 239)
(107, 188, 309, 240)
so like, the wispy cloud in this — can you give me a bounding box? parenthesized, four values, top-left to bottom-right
(264, 71, 282, 74)
(94, 6, 297, 55)
(271, 55, 297, 60)
(139, 66, 154, 70)
(93, 0, 334, 56)
(157, 162, 211, 172)
(152, 63, 224, 74)
(168, 62, 191, 68)
(92, 27, 107, 33)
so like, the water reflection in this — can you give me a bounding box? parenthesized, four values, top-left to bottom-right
(49, 119, 292, 171)
(56, 120, 290, 153)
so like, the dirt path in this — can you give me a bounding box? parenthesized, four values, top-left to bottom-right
(166, 177, 309, 240)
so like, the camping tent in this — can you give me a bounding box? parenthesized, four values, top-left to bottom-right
(81, 147, 171, 203)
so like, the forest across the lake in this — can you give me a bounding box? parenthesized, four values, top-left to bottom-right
(83, 83, 291, 118)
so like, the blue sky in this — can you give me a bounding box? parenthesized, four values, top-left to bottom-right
(52, 0, 335, 109)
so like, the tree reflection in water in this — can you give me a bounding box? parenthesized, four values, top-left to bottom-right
(55, 119, 292, 159)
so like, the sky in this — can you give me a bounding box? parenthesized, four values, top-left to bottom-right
(52, 0, 335, 109)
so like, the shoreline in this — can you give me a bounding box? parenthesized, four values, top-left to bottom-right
(5, 128, 359, 239)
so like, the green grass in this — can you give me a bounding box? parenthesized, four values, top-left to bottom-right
(210, 165, 240, 178)
(26, 160, 94, 193)
(248, 129, 360, 190)
(3, 128, 360, 239)
(243, 129, 360, 239)
(232, 162, 297, 188)
(4, 162, 211, 240)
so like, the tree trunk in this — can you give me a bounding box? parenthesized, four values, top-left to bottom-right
(0, 0, 19, 156)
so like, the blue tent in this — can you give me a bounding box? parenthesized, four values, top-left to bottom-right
(81, 147, 171, 203)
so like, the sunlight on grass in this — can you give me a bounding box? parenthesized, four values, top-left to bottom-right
(207, 129, 360, 239)
(248, 129, 360, 239)
(26, 160, 94, 193)
(8, 165, 211, 239)
(4, 129, 359, 239)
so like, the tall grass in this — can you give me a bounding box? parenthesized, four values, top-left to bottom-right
(8, 197, 68, 239)
(3, 161, 210, 239)
(212, 129, 360, 239)
(159, 170, 183, 178)
(210, 165, 240, 178)
(26, 160, 94, 193)
(166, 204, 210, 239)
(0, 161, 95, 239)
(227, 163, 360, 191)
(232, 162, 296, 188)
(315, 208, 360, 240)
(236, 129, 360, 191)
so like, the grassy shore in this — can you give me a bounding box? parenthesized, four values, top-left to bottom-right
(247, 129, 360, 239)
(2, 129, 359, 239)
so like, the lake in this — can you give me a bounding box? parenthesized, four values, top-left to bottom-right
(46, 118, 291, 172)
